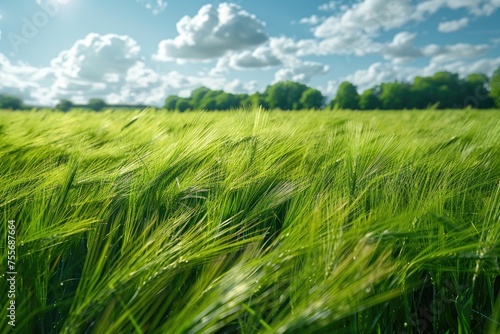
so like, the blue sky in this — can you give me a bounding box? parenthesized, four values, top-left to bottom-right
(0, 0, 500, 106)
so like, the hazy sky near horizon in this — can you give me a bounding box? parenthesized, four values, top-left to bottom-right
(1, 0, 500, 106)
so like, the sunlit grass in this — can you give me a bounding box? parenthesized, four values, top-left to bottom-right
(1, 108, 499, 333)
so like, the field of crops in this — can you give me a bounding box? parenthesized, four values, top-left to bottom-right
(1, 109, 500, 333)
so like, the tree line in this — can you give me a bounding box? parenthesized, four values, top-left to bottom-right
(333, 70, 500, 110)
(164, 68, 500, 111)
(164, 81, 325, 111)
(0, 97, 147, 111)
(1, 68, 500, 111)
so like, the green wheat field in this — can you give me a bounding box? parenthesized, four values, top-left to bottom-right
(1, 109, 500, 333)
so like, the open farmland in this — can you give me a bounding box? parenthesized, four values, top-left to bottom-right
(1, 109, 500, 333)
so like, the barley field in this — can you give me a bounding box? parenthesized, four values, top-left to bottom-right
(1, 109, 499, 333)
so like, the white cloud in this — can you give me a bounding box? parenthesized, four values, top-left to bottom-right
(223, 79, 260, 94)
(136, 0, 167, 15)
(318, 2, 337, 12)
(425, 57, 500, 77)
(268, 37, 317, 56)
(304, 0, 413, 57)
(227, 47, 282, 69)
(314, 0, 413, 38)
(51, 33, 141, 82)
(208, 46, 282, 76)
(308, 0, 500, 57)
(267, 35, 379, 58)
(0, 54, 54, 105)
(274, 61, 329, 83)
(438, 18, 469, 33)
(414, 0, 500, 17)
(423, 43, 489, 63)
(382, 32, 423, 63)
(379, 31, 488, 64)
(0, 31, 267, 106)
(153, 3, 268, 61)
(299, 15, 324, 25)
(208, 36, 320, 78)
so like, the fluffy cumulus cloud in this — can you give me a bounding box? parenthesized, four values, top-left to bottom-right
(314, 0, 412, 38)
(304, 0, 500, 56)
(288, 0, 454, 57)
(227, 47, 282, 69)
(382, 32, 423, 63)
(274, 61, 329, 83)
(438, 18, 469, 33)
(423, 43, 489, 64)
(268, 37, 317, 57)
(414, 0, 500, 18)
(0, 54, 53, 105)
(153, 3, 268, 61)
(51, 33, 141, 82)
(0, 30, 269, 106)
(380, 32, 488, 64)
(299, 15, 324, 25)
(432, 58, 500, 77)
(45, 33, 154, 104)
(136, 0, 167, 15)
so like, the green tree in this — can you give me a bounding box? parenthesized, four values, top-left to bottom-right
(88, 98, 106, 111)
(175, 99, 191, 112)
(264, 81, 309, 110)
(431, 72, 462, 109)
(214, 92, 240, 110)
(0, 95, 23, 110)
(247, 92, 269, 109)
(56, 99, 74, 112)
(379, 82, 412, 110)
(411, 76, 434, 109)
(490, 67, 500, 108)
(190, 87, 211, 109)
(299, 88, 325, 109)
(411, 72, 462, 109)
(460, 73, 494, 109)
(330, 81, 359, 110)
(359, 89, 381, 110)
(164, 95, 179, 110)
(199, 90, 220, 110)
